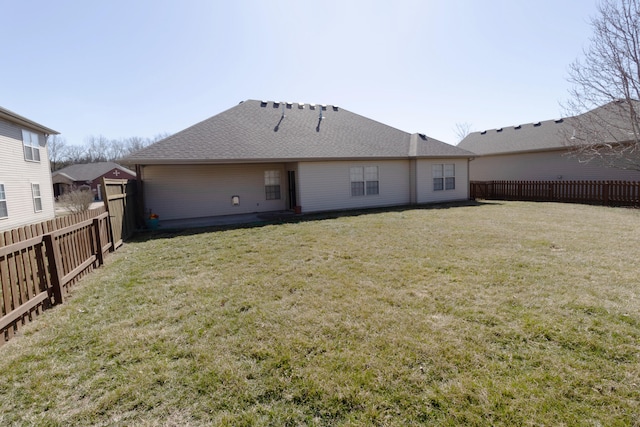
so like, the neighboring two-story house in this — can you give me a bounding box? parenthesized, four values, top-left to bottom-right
(0, 106, 59, 232)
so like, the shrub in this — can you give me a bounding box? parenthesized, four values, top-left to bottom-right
(58, 189, 95, 213)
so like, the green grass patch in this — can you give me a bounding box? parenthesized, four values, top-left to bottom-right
(1, 201, 639, 426)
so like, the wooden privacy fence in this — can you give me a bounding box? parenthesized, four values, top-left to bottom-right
(1, 179, 136, 345)
(102, 178, 136, 248)
(471, 180, 640, 207)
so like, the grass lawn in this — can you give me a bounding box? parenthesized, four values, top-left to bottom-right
(1, 201, 639, 426)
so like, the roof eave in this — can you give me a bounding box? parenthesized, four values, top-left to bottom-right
(0, 108, 59, 135)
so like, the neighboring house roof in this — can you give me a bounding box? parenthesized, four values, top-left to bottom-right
(458, 100, 638, 156)
(52, 162, 136, 182)
(458, 118, 570, 155)
(0, 106, 59, 135)
(127, 100, 474, 164)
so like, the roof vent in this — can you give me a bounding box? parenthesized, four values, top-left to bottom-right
(260, 101, 268, 107)
(298, 103, 305, 109)
(418, 133, 427, 140)
(480, 130, 487, 135)
(533, 121, 541, 127)
(309, 104, 316, 110)
(496, 128, 503, 132)
(286, 102, 293, 109)
(554, 118, 564, 123)
(273, 102, 280, 108)
(321, 105, 327, 111)
(332, 106, 339, 111)
(514, 125, 522, 130)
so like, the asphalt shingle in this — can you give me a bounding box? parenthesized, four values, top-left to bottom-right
(127, 100, 474, 163)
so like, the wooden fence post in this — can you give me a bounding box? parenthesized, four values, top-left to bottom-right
(603, 181, 609, 206)
(93, 217, 104, 267)
(43, 234, 64, 305)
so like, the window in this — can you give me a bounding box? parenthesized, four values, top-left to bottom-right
(264, 170, 281, 200)
(0, 184, 7, 218)
(22, 130, 40, 162)
(32, 183, 42, 212)
(433, 164, 455, 191)
(350, 166, 379, 196)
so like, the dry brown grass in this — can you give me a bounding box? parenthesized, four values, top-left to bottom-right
(0, 201, 639, 426)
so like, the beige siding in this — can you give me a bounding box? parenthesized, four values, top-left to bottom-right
(297, 160, 411, 213)
(0, 119, 55, 232)
(470, 151, 640, 181)
(415, 159, 470, 203)
(143, 164, 287, 220)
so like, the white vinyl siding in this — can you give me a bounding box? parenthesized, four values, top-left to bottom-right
(416, 159, 469, 204)
(22, 130, 40, 162)
(143, 164, 287, 220)
(0, 119, 55, 232)
(298, 160, 410, 213)
(468, 150, 640, 181)
(0, 184, 7, 218)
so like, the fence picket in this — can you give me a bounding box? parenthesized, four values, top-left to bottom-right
(0, 178, 136, 345)
(471, 180, 640, 207)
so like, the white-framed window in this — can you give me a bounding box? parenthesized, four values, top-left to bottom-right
(265, 170, 281, 200)
(350, 166, 379, 196)
(0, 184, 7, 219)
(22, 130, 41, 162)
(433, 164, 455, 191)
(32, 183, 43, 212)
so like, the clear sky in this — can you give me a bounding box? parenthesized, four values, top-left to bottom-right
(1, 0, 599, 147)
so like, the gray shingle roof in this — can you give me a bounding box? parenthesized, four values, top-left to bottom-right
(52, 162, 135, 181)
(458, 119, 569, 155)
(127, 100, 474, 163)
(458, 100, 638, 156)
(0, 105, 59, 135)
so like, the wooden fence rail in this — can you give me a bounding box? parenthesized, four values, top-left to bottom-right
(0, 179, 136, 345)
(471, 180, 640, 207)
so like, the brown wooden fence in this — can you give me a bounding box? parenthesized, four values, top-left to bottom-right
(471, 180, 640, 207)
(102, 178, 136, 249)
(0, 179, 137, 345)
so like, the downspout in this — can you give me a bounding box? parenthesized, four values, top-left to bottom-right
(467, 157, 475, 200)
(409, 134, 418, 205)
(135, 164, 145, 228)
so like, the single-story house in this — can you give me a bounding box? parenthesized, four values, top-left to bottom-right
(0, 105, 58, 232)
(458, 102, 640, 182)
(126, 100, 475, 222)
(52, 162, 136, 201)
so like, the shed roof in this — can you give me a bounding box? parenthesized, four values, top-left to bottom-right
(127, 100, 474, 164)
(52, 162, 135, 182)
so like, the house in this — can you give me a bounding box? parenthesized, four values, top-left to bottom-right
(0, 106, 59, 232)
(458, 102, 640, 182)
(126, 100, 474, 222)
(52, 162, 136, 201)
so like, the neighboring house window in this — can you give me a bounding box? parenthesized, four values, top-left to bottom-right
(265, 170, 281, 200)
(22, 130, 40, 162)
(32, 183, 42, 212)
(0, 184, 7, 219)
(350, 166, 379, 196)
(433, 164, 455, 191)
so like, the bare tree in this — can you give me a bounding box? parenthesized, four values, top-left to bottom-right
(564, 0, 640, 170)
(454, 122, 473, 142)
(47, 135, 67, 171)
(62, 144, 88, 164)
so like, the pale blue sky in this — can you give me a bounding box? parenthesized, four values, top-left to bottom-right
(1, 0, 598, 146)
